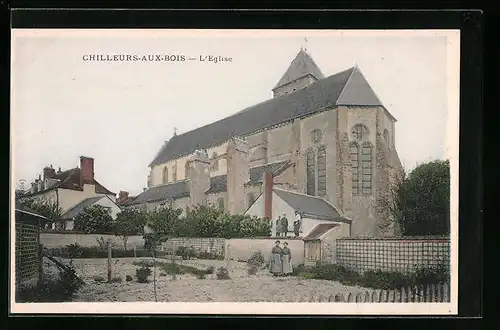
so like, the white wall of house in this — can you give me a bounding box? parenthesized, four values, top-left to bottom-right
(58, 184, 115, 212)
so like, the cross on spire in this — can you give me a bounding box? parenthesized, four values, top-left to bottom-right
(303, 37, 308, 52)
(173, 126, 178, 136)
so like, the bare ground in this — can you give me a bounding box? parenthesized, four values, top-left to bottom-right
(45, 257, 369, 302)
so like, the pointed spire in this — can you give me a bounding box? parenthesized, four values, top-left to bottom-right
(273, 48, 324, 90)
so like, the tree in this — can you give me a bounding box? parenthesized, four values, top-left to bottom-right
(183, 204, 226, 237)
(114, 208, 147, 250)
(73, 205, 114, 234)
(22, 198, 63, 230)
(380, 160, 450, 236)
(146, 203, 183, 240)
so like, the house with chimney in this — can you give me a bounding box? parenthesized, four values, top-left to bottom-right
(126, 48, 403, 237)
(20, 156, 116, 228)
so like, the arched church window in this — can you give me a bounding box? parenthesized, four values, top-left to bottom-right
(361, 142, 373, 195)
(217, 197, 224, 210)
(310, 129, 323, 144)
(185, 160, 191, 178)
(172, 164, 177, 182)
(306, 148, 316, 196)
(210, 152, 219, 171)
(317, 146, 327, 197)
(349, 142, 360, 195)
(351, 124, 369, 141)
(162, 167, 168, 184)
(247, 193, 256, 208)
(383, 129, 390, 147)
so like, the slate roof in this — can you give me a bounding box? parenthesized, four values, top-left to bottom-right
(127, 180, 190, 205)
(273, 188, 350, 223)
(273, 49, 325, 89)
(150, 64, 385, 166)
(61, 196, 105, 220)
(303, 223, 339, 241)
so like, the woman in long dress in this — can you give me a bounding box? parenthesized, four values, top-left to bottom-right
(281, 242, 293, 276)
(269, 240, 283, 276)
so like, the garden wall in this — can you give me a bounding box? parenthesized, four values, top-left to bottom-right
(226, 238, 305, 264)
(40, 232, 145, 248)
(336, 236, 450, 275)
(159, 237, 226, 257)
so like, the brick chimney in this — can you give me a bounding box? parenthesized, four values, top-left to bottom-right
(80, 156, 95, 186)
(263, 171, 273, 220)
(43, 165, 56, 180)
(118, 191, 129, 203)
(188, 149, 210, 206)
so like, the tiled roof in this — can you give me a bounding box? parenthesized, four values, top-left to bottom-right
(61, 196, 105, 220)
(273, 49, 325, 89)
(128, 180, 190, 205)
(150, 65, 386, 166)
(273, 188, 348, 222)
(22, 168, 116, 197)
(303, 223, 339, 241)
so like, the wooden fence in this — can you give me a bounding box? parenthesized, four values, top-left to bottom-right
(297, 282, 450, 303)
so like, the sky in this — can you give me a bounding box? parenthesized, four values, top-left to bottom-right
(11, 30, 458, 196)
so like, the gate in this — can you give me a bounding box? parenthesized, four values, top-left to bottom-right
(304, 240, 321, 266)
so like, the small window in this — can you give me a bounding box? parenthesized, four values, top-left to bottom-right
(306, 148, 316, 196)
(310, 129, 323, 144)
(351, 124, 369, 141)
(210, 152, 219, 171)
(172, 164, 177, 182)
(162, 167, 168, 184)
(185, 161, 191, 177)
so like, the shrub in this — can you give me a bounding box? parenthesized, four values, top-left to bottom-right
(247, 251, 265, 268)
(205, 266, 215, 274)
(46, 246, 168, 259)
(17, 260, 83, 302)
(412, 264, 450, 285)
(66, 243, 83, 259)
(175, 246, 196, 260)
(247, 265, 258, 275)
(159, 272, 167, 277)
(136, 266, 152, 283)
(125, 275, 133, 282)
(196, 273, 206, 279)
(93, 275, 106, 283)
(216, 267, 230, 280)
(363, 270, 409, 290)
(197, 251, 224, 260)
(110, 276, 122, 283)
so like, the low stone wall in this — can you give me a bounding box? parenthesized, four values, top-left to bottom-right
(336, 236, 450, 274)
(40, 232, 145, 249)
(226, 238, 305, 264)
(160, 237, 226, 257)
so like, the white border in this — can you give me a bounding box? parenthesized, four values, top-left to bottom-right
(10, 29, 460, 315)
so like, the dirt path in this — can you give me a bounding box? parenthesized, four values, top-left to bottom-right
(47, 258, 369, 302)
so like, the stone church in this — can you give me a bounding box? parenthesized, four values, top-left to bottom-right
(126, 48, 403, 237)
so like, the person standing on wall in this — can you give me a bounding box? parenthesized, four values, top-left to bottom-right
(281, 242, 293, 276)
(280, 212, 289, 237)
(275, 215, 282, 237)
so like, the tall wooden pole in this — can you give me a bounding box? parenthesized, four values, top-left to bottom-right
(107, 240, 112, 283)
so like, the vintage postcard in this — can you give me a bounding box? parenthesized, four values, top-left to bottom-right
(10, 29, 459, 315)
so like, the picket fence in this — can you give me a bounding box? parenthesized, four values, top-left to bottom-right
(296, 282, 450, 303)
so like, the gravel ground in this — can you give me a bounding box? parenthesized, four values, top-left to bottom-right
(45, 257, 369, 302)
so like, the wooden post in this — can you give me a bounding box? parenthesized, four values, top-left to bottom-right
(38, 243, 44, 283)
(134, 245, 136, 259)
(107, 240, 112, 283)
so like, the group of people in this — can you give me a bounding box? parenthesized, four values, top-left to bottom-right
(269, 240, 293, 276)
(275, 210, 303, 237)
